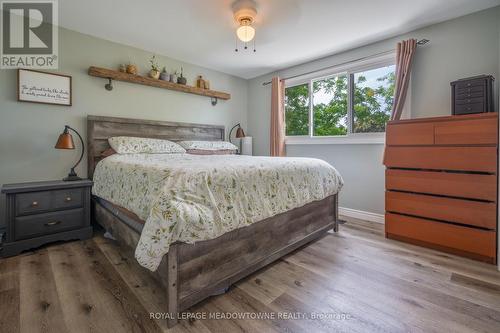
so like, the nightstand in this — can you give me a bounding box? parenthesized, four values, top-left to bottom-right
(1, 179, 93, 257)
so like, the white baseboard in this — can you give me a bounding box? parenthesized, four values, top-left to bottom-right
(339, 207, 384, 224)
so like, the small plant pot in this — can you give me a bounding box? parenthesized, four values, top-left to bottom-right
(160, 72, 169, 81)
(149, 70, 160, 80)
(177, 76, 187, 85)
(170, 74, 178, 83)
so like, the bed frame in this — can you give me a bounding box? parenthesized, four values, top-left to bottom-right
(87, 115, 339, 327)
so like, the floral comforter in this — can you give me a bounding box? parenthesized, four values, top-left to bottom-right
(92, 153, 343, 271)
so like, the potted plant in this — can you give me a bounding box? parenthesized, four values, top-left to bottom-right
(170, 70, 178, 83)
(148, 55, 161, 79)
(177, 67, 187, 85)
(160, 67, 169, 81)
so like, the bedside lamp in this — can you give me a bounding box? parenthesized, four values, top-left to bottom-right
(229, 123, 245, 142)
(55, 125, 84, 181)
(229, 123, 246, 154)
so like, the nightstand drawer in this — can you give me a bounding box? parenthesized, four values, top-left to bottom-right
(16, 191, 52, 215)
(15, 188, 84, 216)
(14, 208, 85, 240)
(53, 188, 84, 210)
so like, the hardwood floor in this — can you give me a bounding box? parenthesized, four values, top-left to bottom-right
(1, 217, 499, 333)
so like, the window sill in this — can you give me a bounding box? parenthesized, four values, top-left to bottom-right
(285, 134, 385, 145)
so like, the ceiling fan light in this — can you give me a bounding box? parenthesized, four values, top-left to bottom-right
(236, 24, 255, 42)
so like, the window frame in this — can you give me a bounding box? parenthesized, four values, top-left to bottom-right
(284, 51, 408, 145)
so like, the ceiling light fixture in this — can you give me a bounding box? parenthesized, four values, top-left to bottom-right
(232, 0, 257, 52)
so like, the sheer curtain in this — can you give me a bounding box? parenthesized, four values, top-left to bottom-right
(270, 77, 286, 156)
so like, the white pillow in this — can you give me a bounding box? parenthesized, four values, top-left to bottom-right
(108, 136, 186, 154)
(178, 140, 238, 151)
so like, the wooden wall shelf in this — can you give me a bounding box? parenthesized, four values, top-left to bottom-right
(88, 66, 231, 102)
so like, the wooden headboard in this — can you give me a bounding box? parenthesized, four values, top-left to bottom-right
(87, 115, 225, 179)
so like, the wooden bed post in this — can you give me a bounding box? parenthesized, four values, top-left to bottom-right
(166, 244, 179, 328)
(333, 194, 339, 233)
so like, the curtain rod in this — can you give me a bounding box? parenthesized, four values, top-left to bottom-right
(262, 39, 429, 86)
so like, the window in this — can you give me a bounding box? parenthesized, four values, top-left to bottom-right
(284, 54, 397, 143)
(313, 74, 348, 136)
(285, 83, 309, 136)
(353, 65, 395, 133)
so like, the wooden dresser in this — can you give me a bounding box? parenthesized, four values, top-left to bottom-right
(384, 113, 498, 264)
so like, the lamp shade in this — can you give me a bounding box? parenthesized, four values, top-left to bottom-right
(236, 127, 246, 138)
(236, 24, 255, 42)
(55, 132, 75, 149)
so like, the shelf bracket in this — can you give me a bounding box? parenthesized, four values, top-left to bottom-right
(211, 97, 218, 106)
(105, 78, 113, 91)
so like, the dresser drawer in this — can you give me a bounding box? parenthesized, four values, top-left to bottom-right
(16, 191, 52, 215)
(385, 213, 496, 261)
(384, 146, 497, 172)
(52, 188, 84, 210)
(386, 191, 496, 230)
(386, 169, 497, 201)
(434, 117, 497, 145)
(386, 122, 434, 146)
(14, 208, 85, 240)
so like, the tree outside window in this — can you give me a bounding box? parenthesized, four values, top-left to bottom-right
(285, 64, 395, 136)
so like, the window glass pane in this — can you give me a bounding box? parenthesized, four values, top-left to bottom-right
(312, 74, 348, 136)
(285, 84, 309, 136)
(353, 65, 395, 133)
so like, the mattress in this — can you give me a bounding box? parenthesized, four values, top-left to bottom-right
(92, 153, 343, 271)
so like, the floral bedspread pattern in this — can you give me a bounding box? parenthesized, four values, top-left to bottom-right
(108, 136, 186, 154)
(178, 140, 238, 151)
(92, 154, 343, 271)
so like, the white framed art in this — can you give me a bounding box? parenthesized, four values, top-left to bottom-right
(17, 69, 72, 106)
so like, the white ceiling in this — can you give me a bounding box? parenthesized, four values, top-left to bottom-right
(60, 0, 500, 79)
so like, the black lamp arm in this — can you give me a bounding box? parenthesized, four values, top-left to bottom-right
(228, 123, 240, 143)
(65, 125, 85, 172)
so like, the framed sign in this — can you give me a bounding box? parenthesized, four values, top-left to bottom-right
(18, 69, 72, 106)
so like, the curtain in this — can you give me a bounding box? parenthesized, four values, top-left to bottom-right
(391, 39, 417, 121)
(270, 76, 286, 156)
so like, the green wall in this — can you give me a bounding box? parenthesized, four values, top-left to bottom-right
(0, 27, 248, 184)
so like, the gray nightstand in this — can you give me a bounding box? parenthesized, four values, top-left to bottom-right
(1, 179, 93, 257)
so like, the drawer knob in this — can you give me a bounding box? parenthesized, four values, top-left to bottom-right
(45, 221, 62, 226)
(65, 197, 72, 202)
(31, 201, 39, 207)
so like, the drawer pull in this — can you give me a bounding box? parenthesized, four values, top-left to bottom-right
(64, 197, 72, 202)
(45, 221, 62, 226)
(31, 201, 39, 207)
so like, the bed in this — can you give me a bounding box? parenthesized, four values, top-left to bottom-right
(88, 115, 342, 327)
